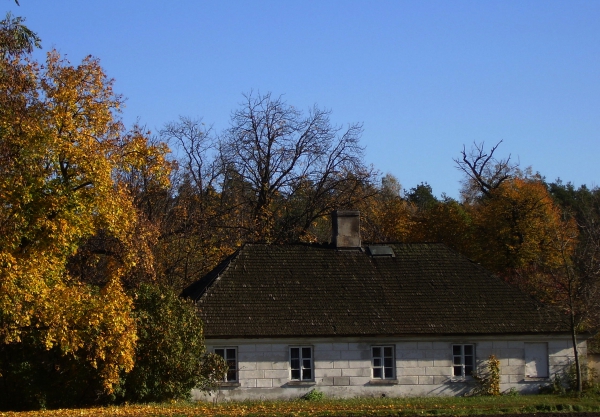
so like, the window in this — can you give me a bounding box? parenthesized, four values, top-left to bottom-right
(525, 342, 548, 378)
(452, 344, 474, 378)
(215, 347, 238, 382)
(372, 345, 395, 379)
(290, 346, 313, 381)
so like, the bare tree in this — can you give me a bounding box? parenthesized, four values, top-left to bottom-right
(147, 94, 377, 288)
(220, 91, 376, 242)
(156, 118, 235, 290)
(161, 117, 220, 194)
(454, 140, 518, 201)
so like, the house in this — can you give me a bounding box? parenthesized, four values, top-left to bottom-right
(183, 210, 581, 400)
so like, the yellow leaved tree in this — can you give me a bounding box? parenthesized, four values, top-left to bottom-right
(0, 13, 170, 399)
(470, 177, 574, 275)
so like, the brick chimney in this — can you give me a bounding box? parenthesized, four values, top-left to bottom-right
(332, 210, 361, 248)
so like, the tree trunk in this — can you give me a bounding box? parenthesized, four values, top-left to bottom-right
(570, 310, 583, 393)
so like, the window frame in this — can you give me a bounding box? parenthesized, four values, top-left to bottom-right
(214, 346, 238, 382)
(452, 344, 475, 379)
(289, 346, 314, 381)
(371, 345, 396, 380)
(525, 342, 549, 379)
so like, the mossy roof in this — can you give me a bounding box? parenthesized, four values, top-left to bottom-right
(182, 243, 569, 338)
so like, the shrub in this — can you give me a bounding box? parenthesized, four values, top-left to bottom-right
(302, 388, 325, 401)
(540, 361, 599, 395)
(566, 360, 599, 393)
(0, 283, 227, 410)
(472, 354, 500, 396)
(539, 372, 566, 395)
(118, 283, 226, 403)
(0, 333, 106, 410)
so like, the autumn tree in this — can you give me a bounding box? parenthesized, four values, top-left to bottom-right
(360, 174, 413, 243)
(547, 181, 600, 391)
(408, 196, 474, 257)
(468, 178, 567, 274)
(66, 126, 172, 290)
(0, 14, 172, 406)
(455, 142, 596, 392)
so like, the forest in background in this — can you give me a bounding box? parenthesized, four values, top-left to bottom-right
(0, 13, 598, 410)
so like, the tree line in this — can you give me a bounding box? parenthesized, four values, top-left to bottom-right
(0, 14, 598, 409)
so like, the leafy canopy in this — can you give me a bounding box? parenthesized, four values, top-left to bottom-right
(0, 14, 170, 395)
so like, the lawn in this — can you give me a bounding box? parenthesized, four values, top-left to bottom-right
(1, 394, 600, 417)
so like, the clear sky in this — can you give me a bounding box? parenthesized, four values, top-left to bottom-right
(6, 0, 600, 198)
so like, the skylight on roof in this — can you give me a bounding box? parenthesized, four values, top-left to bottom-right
(367, 245, 395, 257)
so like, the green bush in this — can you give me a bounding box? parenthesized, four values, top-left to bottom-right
(0, 284, 226, 410)
(302, 388, 325, 401)
(540, 361, 599, 395)
(566, 360, 599, 393)
(118, 283, 226, 403)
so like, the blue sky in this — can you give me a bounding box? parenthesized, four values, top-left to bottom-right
(7, 0, 600, 198)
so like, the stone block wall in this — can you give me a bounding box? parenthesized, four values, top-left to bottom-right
(192, 335, 582, 401)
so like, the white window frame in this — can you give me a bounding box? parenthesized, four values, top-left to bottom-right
(371, 345, 395, 379)
(452, 344, 475, 378)
(214, 346, 238, 382)
(525, 342, 549, 378)
(290, 346, 313, 381)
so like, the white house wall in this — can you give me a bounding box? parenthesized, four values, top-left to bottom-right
(192, 335, 582, 401)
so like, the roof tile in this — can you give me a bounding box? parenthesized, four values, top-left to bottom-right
(182, 243, 569, 338)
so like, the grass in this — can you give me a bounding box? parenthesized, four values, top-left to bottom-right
(1, 394, 600, 417)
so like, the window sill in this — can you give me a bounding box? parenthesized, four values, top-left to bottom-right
(218, 382, 240, 388)
(524, 376, 549, 382)
(449, 377, 474, 383)
(286, 381, 316, 386)
(369, 379, 399, 385)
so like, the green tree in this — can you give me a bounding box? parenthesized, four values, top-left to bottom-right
(405, 182, 438, 211)
(0, 12, 39, 56)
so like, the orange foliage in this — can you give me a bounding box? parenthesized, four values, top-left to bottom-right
(0, 41, 170, 392)
(361, 195, 413, 243)
(407, 199, 473, 256)
(469, 178, 577, 277)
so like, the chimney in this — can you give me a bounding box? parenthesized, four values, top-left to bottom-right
(332, 210, 361, 248)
